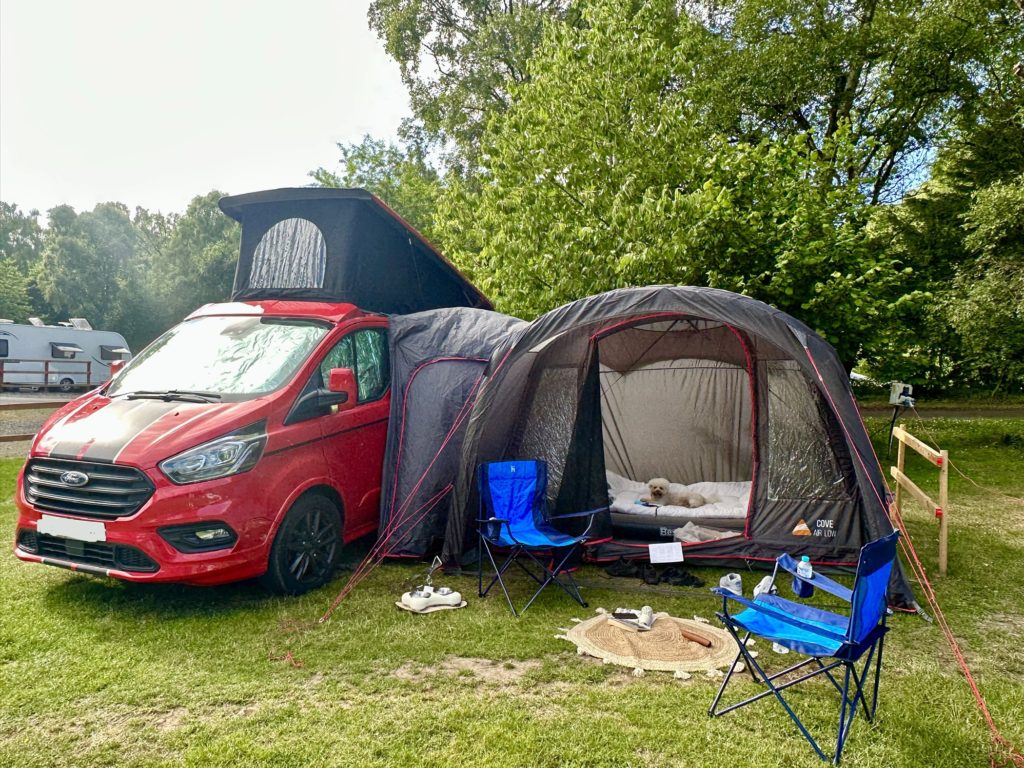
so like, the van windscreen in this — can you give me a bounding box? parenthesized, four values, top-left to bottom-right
(107, 316, 329, 400)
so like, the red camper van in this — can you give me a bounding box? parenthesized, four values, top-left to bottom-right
(12, 189, 490, 594)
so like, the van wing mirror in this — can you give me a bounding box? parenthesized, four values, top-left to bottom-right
(326, 368, 357, 411)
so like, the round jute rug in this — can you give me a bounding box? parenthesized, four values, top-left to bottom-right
(563, 611, 737, 674)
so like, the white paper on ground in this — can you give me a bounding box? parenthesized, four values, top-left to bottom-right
(648, 541, 684, 563)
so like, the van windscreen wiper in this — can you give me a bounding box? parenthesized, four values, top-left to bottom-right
(120, 390, 222, 404)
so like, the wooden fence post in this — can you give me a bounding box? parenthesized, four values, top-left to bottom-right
(939, 449, 949, 576)
(895, 423, 906, 515)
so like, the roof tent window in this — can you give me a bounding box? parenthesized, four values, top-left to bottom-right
(250, 218, 327, 290)
(50, 342, 83, 360)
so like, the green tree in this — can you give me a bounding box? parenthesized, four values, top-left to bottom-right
(142, 191, 240, 334)
(435, 0, 914, 365)
(0, 201, 43, 273)
(945, 175, 1024, 392)
(368, 1, 573, 165)
(310, 135, 442, 238)
(37, 203, 137, 331)
(0, 258, 32, 322)
(693, 0, 1022, 204)
(865, 88, 1024, 390)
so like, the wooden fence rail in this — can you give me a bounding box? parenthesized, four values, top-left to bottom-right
(890, 423, 950, 575)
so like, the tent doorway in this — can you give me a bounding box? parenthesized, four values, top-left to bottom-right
(593, 317, 755, 545)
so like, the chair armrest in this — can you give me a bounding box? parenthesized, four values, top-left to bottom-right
(548, 506, 606, 541)
(711, 588, 847, 644)
(776, 554, 853, 602)
(478, 517, 528, 547)
(547, 506, 606, 520)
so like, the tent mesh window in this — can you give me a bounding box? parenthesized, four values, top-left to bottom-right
(515, 365, 580, 503)
(765, 360, 848, 501)
(596, 319, 754, 485)
(249, 218, 327, 290)
(600, 358, 752, 485)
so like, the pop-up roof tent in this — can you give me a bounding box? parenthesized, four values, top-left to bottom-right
(219, 188, 491, 314)
(415, 286, 914, 606)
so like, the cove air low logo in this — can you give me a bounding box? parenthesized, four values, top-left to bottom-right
(59, 470, 90, 487)
(792, 518, 837, 538)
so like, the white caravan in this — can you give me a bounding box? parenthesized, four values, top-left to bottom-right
(0, 319, 132, 392)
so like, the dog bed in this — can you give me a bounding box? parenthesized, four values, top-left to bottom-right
(607, 471, 750, 518)
(605, 471, 749, 536)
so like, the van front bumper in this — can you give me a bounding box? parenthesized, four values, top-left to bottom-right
(13, 468, 277, 586)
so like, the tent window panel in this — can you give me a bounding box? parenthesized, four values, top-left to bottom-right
(766, 360, 848, 501)
(250, 218, 327, 290)
(516, 366, 579, 501)
(600, 360, 753, 484)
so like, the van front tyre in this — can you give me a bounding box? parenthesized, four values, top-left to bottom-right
(260, 495, 342, 595)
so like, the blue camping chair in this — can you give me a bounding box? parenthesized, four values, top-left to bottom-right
(709, 530, 900, 764)
(477, 460, 603, 616)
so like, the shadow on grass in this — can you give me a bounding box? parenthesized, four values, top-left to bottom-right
(37, 533, 379, 621)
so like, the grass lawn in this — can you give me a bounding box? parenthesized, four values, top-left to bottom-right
(1, 416, 1022, 767)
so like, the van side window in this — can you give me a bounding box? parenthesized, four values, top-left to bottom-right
(354, 329, 389, 402)
(318, 336, 354, 386)
(317, 328, 389, 405)
(0, 339, 7, 358)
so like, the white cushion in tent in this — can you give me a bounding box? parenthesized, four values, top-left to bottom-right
(606, 471, 750, 520)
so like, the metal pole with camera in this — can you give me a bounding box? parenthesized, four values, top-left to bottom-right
(887, 382, 916, 457)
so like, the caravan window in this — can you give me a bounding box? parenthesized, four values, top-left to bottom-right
(100, 345, 131, 361)
(50, 342, 82, 360)
(250, 218, 327, 290)
(0, 339, 7, 357)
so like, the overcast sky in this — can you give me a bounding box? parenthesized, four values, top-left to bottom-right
(0, 0, 411, 218)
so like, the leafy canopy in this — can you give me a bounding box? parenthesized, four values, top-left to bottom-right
(435, 0, 910, 365)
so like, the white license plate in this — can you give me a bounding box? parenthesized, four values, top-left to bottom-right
(37, 515, 106, 543)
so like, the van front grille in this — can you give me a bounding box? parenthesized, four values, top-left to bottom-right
(24, 458, 154, 520)
(18, 530, 159, 573)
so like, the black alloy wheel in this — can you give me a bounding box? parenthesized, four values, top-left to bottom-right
(261, 494, 342, 595)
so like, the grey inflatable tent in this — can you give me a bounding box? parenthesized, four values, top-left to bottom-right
(378, 308, 525, 557)
(430, 286, 914, 606)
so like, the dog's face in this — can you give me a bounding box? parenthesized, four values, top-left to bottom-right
(647, 478, 671, 499)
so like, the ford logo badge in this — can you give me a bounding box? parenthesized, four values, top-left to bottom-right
(60, 470, 90, 487)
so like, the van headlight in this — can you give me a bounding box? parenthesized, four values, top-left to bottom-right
(159, 422, 267, 485)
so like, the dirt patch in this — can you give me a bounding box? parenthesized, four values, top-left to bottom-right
(153, 706, 188, 732)
(979, 613, 1024, 635)
(393, 656, 542, 685)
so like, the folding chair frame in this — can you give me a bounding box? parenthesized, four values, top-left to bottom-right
(707, 531, 898, 764)
(478, 520, 589, 616)
(709, 614, 887, 763)
(475, 462, 601, 616)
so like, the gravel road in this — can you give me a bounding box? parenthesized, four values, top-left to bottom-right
(0, 393, 75, 459)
